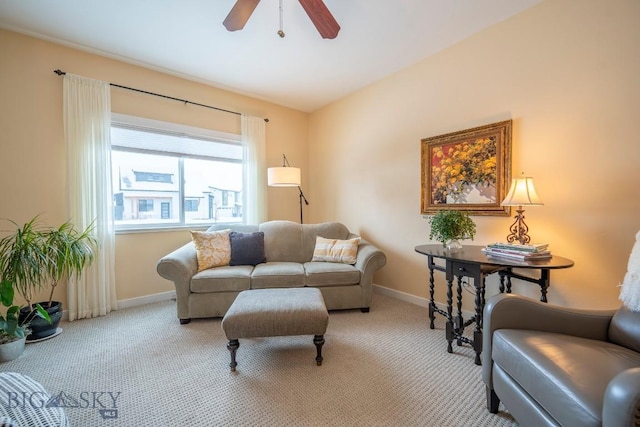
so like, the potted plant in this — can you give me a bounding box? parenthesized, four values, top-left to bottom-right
(0, 280, 50, 362)
(0, 216, 96, 341)
(427, 210, 477, 251)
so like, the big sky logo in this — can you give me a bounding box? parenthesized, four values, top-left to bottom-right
(4, 391, 121, 420)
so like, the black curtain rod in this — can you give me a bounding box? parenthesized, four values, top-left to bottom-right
(53, 69, 269, 122)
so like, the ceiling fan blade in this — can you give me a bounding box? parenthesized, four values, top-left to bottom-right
(223, 0, 261, 32)
(298, 0, 340, 39)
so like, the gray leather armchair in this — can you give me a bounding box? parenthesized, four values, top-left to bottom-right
(482, 293, 640, 427)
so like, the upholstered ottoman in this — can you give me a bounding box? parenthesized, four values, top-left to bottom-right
(221, 288, 329, 372)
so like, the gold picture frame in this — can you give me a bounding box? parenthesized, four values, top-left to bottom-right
(421, 120, 512, 216)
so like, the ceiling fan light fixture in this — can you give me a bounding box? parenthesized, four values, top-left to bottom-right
(223, 0, 339, 39)
(278, 0, 285, 38)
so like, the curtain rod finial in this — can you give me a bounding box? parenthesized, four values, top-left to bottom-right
(54, 69, 66, 76)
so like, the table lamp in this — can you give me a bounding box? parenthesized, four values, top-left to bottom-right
(500, 173, 543, 245)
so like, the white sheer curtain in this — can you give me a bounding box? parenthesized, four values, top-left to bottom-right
(63, 74, 117, 321)
(241, 115, 267, 224)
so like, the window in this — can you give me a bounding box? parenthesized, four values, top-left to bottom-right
(134, 171, 173, 183)
(184, 199, 200, 212)
(138, 199, 154, 212)
(111, 114, 243, 230)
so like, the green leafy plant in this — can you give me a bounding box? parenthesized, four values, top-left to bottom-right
(427, 210, 477, 246)
(0, 280, 50, 345)
(0, 216, 97, 310)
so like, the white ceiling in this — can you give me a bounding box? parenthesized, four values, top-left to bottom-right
(0, 0, 541, 112)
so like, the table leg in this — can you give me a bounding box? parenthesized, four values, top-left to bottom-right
(428, 257, 436, 329)
(455, 275, 463, 346)
(445, 277, 454, 353)
(539, 269, 550, 303)
(473, 277, 485, 365)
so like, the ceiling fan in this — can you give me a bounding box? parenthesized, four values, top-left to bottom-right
(223, 0, 340, 39)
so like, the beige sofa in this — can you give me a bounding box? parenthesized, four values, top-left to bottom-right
(156, 220, 387, 324)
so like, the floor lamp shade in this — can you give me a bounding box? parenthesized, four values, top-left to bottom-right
(268, 167, 301, 187)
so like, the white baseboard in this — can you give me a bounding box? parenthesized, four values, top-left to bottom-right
(372, 284, 474, 318)
(76, 286, 469, 317)
(58, 291, 176, 321)
(373, 283, 430, 308)
(116, 290, 176, 310)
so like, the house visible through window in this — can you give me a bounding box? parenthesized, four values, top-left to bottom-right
(134, 171, 173, 184)
(110, 114, 243, 230)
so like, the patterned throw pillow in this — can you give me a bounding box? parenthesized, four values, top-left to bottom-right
(311, 236, 360, 264)
(191, 229, 232, 272)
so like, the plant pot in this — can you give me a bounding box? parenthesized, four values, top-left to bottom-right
(19, 301, 63, 341)
(0, 336, 26, 362)
(446, 239, 463, 251)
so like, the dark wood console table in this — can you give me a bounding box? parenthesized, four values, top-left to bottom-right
(414, 244, 574, 365)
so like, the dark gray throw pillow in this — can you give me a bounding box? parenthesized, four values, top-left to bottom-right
(229, 231, 266, 266)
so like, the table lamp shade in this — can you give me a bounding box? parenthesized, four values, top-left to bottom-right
(501, 176, 543, 206)
(268, 167, 301, 187)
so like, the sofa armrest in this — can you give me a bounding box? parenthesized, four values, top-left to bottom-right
(482, 293, 616, 387)
(156, 242, 198, 319)
(353, 239, 387, 303)
(354, 240, 387, 279)
(604, 367, 640, 427)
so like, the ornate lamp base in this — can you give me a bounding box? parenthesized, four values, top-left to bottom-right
(505, 208, 531, 245)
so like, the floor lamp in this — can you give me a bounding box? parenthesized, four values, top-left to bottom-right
(267, 154, 309, 223)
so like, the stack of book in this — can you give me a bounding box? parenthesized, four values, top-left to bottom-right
(482, 242, 552, 261)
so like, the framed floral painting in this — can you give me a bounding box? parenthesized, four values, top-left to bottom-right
(421, 120, 512, 216)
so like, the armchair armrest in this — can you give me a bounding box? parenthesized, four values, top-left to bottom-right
(604, 367, 640, 427)
(156, 242, 198, 320)
(482, 294, 616, 386)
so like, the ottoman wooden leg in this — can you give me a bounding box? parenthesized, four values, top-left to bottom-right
(314, 335, 325, 366)
(227, 339, 239, 372)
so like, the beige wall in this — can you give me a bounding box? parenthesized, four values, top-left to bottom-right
(0, 29, 308, 306)
(308, 0, 640, 310)
(2, 0, 639, 312)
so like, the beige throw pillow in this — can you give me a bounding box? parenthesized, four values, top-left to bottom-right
(191, 229, 231, 272)
(312, 236, 360, 264)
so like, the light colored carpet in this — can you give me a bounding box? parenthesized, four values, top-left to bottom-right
(1, 293, 517, 426)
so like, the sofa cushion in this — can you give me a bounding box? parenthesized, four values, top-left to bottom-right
(229, 231, 266, 266)
(207, 224, 259, 233)
(190, 229, 231, 271)
(250, 262, 305, 289)
(259, 221, 305, 263)
(311, 236, 360, 264)
(304, 261, 360, 286)
(191, 265, 253, 293)
(493, 329, 640, 427)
